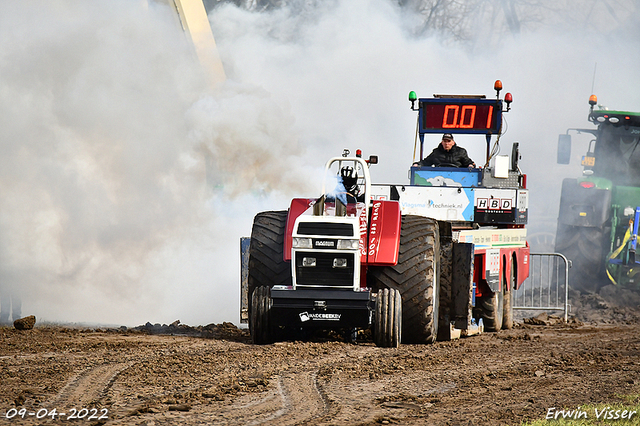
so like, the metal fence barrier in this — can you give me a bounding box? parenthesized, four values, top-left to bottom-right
(513, 253, 570, 322)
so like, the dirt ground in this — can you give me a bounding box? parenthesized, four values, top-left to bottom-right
(1, 287, 640, 426)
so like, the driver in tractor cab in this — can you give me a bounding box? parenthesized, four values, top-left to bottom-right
(340, 166, 364, 203)
(413, 133, 476, 168)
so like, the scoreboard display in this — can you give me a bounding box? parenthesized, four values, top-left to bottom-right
(419, 98, 502, 134)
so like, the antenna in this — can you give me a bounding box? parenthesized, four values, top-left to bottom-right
(591, 63, 597, 94)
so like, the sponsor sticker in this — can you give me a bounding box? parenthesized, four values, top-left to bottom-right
(299, 312, 341, 322)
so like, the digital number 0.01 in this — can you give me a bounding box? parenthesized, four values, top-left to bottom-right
(441, 104, 492, 129)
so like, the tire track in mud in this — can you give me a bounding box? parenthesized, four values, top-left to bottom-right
(99, 354, 334, 425)
(48, 361, 134, 408)
(254, 370, 333, 425)
(122, 343, 364, 425)
(113, 366, 334, 425)
(204, 346, 374, 425)
(202, 368, 332, 425)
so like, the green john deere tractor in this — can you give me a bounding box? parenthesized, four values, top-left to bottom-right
(556, 95, 640, 293)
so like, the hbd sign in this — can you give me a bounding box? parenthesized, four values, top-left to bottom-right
(476, 198, 512, 211)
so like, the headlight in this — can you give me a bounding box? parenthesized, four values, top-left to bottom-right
(292, 237, 312, 248)
(337, 239, 359, 250)
(302, 257, 316, 267)
(333, 258, 348, 268)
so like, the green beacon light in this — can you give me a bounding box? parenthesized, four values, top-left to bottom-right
(408, 91, 417, 109)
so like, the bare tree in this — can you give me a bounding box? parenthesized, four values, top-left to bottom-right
(399, 0, 477, 41)
(501, 0, 521, 34)
(204, 0, 637, 48)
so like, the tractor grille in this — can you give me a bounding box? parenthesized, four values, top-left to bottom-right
(297, 222, 354, 237)
(295, 252, 355, 287)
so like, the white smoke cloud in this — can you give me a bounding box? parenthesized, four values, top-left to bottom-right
(0, 0, 314, 326)
(0, 0, 637, 325)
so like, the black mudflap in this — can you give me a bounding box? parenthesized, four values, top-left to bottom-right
(438, 241, 476, 340)
(270, 288, 373, 329)
(452, 242, 475, 331)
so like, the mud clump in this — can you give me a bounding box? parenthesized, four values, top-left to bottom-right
(13, 315, 36, 330)
(571, 285, 640, 324)
(523, 313, 566, 326)
(131, 320, 249, 342)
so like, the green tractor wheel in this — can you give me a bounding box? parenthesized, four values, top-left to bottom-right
(555, 223, 607, 294)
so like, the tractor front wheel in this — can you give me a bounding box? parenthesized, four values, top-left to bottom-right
(374, 288, 402, 348)
(250, 286, 273, 344)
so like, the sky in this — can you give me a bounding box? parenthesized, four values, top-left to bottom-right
(0, 0, 638, 326)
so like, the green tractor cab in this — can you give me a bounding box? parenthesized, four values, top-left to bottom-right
(556, 95, 640, 292)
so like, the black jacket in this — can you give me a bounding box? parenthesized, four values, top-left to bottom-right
(419, 144, 475, 167)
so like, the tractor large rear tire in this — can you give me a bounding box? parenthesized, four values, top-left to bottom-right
(555, 224, 607, 294)
(369, 215, 440, 344)
(248, 211, 291, 322)
(374, 288, 402, 348)
(250, 286, 273, 344)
